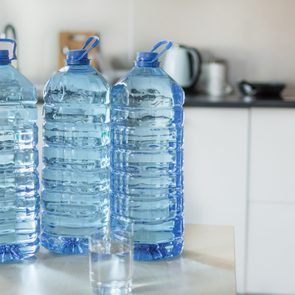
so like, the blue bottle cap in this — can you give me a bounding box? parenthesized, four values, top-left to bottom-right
(0, 39, 17, 65)
(66, 49, 89, 65)
(135, 40, 173, 68)
(136, 52, 159, 67)
(65, 36, 100, 66)
(0, 50, 9, 65)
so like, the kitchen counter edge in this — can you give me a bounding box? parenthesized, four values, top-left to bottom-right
(184, 94, 295, 108)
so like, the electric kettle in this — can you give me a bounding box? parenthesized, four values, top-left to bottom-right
(163, 44, 202, 91)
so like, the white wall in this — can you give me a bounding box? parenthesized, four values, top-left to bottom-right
(2, 0, 295, 95)
(0, 0, 132, 84)
(133, 0, 295, 95)
(0, 4, 6, 37)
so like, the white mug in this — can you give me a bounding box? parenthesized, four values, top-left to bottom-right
(199, 60, 232, 96)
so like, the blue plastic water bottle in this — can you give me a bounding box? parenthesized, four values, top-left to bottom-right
(111, 40, 184, 260)
(42, 37, 110, 254)
(0, 39, 39, 262)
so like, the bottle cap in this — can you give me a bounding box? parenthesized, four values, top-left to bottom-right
(136, 52, 159, 67)
(0, 39, 17, 65)
(66, 49, 89, 65)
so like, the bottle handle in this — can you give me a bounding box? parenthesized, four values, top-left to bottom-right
(150, 40, 173, 62)
(0, 38, 17, 61)
(78, 36, 100, 60)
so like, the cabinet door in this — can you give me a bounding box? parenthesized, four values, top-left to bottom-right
(250, 109, 295, 202)
(246, 203, 295, 294)
(184, 107, 249, 293)
(247, 108, 295, 294)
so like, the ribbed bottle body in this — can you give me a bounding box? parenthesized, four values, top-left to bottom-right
(0, 65, 39, 262)
(42, 65, 110, 254)
(111, 66, 184, 260)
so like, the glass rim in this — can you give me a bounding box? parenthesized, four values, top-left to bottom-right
(89, 224, 134, 244)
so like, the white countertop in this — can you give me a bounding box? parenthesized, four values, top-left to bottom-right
(0, 224, 236, 295)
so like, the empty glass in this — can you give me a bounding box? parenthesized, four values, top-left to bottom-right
(89, 229, 133, 295)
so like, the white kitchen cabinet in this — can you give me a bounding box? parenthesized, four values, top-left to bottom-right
(250, 109, 295, 202)
(246, 202, 295, 294)
(184, 107, 249, 293)
(246, 108, 295, 294)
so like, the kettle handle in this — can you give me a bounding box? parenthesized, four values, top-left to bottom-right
(185, 47, 202, 87)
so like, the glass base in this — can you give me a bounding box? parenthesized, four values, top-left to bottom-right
(0, 240, 39, 263)
(134, 238, 183, 261)
(41, 233, 88, 255)
(92, 281, 132, 295)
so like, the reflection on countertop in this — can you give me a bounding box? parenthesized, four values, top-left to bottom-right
(184, 94, 295, 108)
(0, 225, 236, 295)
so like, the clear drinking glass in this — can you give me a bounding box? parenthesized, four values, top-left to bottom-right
(89, 229, 133, 295)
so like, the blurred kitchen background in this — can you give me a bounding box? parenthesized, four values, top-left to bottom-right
(2, 0, 295, 94)
(2, 0, 295, 294)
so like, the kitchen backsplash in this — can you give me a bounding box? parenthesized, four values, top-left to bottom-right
(2, 0, 295, 95)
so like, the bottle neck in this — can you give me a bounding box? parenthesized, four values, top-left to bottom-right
(66, 59, 90, 66)
(135, 62, 160, 68)
(130, 65, 165, 77)
(63, 63, 96, 74)
(0, 61, 10, 66)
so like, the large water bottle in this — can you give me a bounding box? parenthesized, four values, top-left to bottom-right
(42, 37, 110, 254)
(0, 39, 39, 262)
(111, 41, 184, 260)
